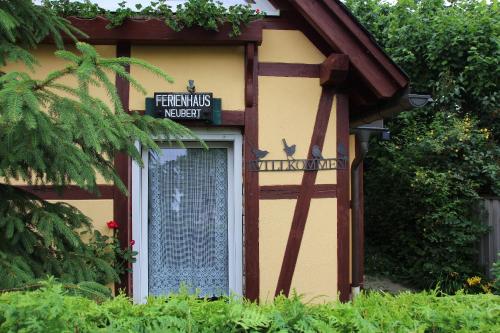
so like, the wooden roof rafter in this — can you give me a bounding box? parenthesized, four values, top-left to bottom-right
(287, 0, 409, 100)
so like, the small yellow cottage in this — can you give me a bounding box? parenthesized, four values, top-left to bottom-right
(18, 0, 430, 302)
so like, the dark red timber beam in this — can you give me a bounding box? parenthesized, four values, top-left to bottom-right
(320, 54, 349, 87)
(18, 185, 114, 200)
(67, 17, 262, 45)
(288, 0, 407, 98)
(114, 42, 133, 295)
(258, 63, 320, 78)
(244, 43, 260, 301)
(336, 94, 350, 302)
(221, 111, 245, 126)
(321, 0, 407, 87)
(260, 184, 337, 200)
(275, 86, 336, 297)
(258, 54, 347, 82)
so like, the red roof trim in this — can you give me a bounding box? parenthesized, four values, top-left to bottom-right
(66, 16, 262, 45)
(288, 0, 408, 99)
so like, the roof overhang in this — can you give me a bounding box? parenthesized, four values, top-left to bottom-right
(286, 0, 409, 99)
(42, 0, 413, 123)
(64, 16, 263, 45)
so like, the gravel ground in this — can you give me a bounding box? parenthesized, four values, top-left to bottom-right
(364, 275, 415, 293)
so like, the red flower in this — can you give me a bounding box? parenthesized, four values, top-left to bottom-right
(256, 9, 260, 14)
(106, 220, 119, 229)
(130, 239, 136, 246)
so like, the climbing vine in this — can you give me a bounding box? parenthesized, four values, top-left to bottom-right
(345, 0, 500, 293)
(41, 0, 264, 36)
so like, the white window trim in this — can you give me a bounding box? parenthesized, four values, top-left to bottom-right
(132, 128, 243, 303)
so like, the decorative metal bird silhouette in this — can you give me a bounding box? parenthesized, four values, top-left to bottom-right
(252, 148, 269, 160)
(312, 145, 324, 160)
(248, 141, 268, 160)
(187, 80, 196, 93)
(282, 138, 296, 160)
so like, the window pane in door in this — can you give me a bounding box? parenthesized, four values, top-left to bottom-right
(148, 148, 229, 296)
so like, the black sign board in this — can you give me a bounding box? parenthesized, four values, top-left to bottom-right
(248, 158, 347, 172)
(153, 92, 213, 120)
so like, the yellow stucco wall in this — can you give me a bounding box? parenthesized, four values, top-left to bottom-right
(291, 198, 337, 302)
(259, 198, 338, 302)
(259, 199, 296, 302)
(259, 30, 326, 64)
(129, 46, 245, 111)
(2, 34, 344, 301)
(259, 77, 336, 185)
(47, 199, 114, 238)
(257, 28, 340, 299)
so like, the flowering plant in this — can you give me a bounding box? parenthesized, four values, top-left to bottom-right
(464, 275, 494, 294)
(106, 220, 119, 229)
(92, 219, 137, 277)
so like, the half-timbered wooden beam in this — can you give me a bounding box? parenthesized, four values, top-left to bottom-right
(258, 63, 320, 78)
(65, 17, 263, 45)
(336, 93, 350, 302)
(260, 184, 337, 199)
(289, 0, 407, 98)
(320, 54, 349, 87)
(245, 44, 256, 108)
(274, 86, 335, 297)
(320, 0, 407, 87)
(114, 42, 133, 296)
(244, 43, 260, 301)
(17, 185, 115, 200)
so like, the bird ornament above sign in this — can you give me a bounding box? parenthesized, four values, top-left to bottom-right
(248, 139, 347, 172)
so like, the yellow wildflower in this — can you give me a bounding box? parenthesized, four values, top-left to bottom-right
(467, 276, 481, 286)
(481, 283, 492, 294)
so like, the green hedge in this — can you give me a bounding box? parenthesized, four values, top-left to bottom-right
(0, 284, 499, 332)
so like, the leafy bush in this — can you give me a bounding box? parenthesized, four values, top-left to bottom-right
(346, 0, 500, 292)
(0, 283, 498, 332)
(493, 254, 500, 294)
(364, 113, 498, 291)
(42, 0, 264, 36)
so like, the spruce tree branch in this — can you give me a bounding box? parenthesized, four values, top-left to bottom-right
(34, 66, 76, 91)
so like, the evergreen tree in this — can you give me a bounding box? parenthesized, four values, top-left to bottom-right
(0, 0, 192, 290)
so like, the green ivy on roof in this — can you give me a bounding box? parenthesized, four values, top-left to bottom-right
(40, 0, 265, 36)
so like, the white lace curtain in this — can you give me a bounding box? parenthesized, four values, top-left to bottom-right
(148, 148, 229, 297)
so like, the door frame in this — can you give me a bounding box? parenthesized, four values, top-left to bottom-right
(131, 128, 243, 303)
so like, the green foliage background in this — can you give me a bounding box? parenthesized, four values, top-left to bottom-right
(42, 0, 264, 36)
(344, 0, 500, 291)
(0, 282, 499, 332)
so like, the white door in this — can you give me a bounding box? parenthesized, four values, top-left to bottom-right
(132, 130, 243, 302)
